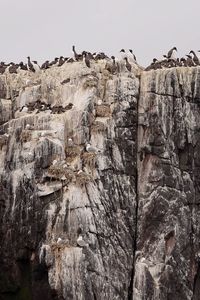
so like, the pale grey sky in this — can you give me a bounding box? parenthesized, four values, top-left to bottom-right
(1, 0, 200, 66)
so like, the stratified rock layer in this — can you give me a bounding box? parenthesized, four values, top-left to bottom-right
(1, 61, 200, 300)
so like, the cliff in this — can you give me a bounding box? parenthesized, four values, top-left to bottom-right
(0, 61, 200, 300)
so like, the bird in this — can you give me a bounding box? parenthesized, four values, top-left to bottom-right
(77, 235, 87, 247)
(165, 47, 177, 60)
(105, 56, 118, 74)
(58, 56, 65, 66)
(18, 62, 28, 71)
(0, 62, 6, 74)
(49, 57, 59, 66)
(145, 58, 159, 71)
(189, 51, 200, 65)
(124, 57, 132, 72)
(94, 52, 108, 60)
(180, 58, 187, 67)
(83, 52, 90, 68)
(128, 49, 137, 62)
(86, 143, 101, 153)
(186, 55, 195, 67)
(8, 63, 18, 74)
(41, 60, 50, 69)
(27, 57, 37, 72)
(68, 138, 74, 147)
(32, 61, 40, 71)
(72, 45, 82, 61)
(120, 49, 127, 60)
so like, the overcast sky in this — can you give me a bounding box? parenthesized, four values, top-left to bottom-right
(1, 0, 200, 66)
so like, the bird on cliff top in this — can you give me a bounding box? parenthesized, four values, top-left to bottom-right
(83, 52, 90, 68)
(32, 60, 40, 71)
(58, 56, 65, 67)
(18, 62, 28, 71)
(8, 62, 18, 74)
(189, 51, 200, 65)
(0, 62, 6, 74)
(41, 60, 50, 70)
(186, 55, 195, 67)
(94, 52, 108, 60)
(72, 45, 82, 61)
(128, 49, 137, 62)
(27, 56, 40, 72)
(120, 49, 127, 60)
(124, 57, 132, 72)
(164, 47, 177, 60)
(49, 57, 59, 66)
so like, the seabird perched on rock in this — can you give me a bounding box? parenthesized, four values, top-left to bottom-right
(128, 49, 137, 62)
(105, 56, 118, 74)
(18, 62, 28, 71)
(58, 56, 65, 66)
(41, 60, 50, 69)
(145, 58, 159, 71)
(124, 57, 132, 72)
(0, 62, 6, 74)
(86, 143, 101, 153)
(94, 52, 108, 60)
(120, 49, 127, 60)
(86, 52, 94, 60)
(189, 51, 200, 65)
(77, 235, 87, 247)
(165, 47, 177, 60)
(186, 55, 195, 67)
(72, 45, 82, 61)
(49, 57, 59, 66)
(32, 61, 40, 71)
(8, 63, 18, 74)
(180, 58, 187, 67)
(27, 57, 37, 72)
(83, 52, 90, 68)
(110, 56, 118, 74)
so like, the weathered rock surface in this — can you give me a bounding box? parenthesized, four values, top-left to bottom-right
(0, 61, 139, 300)
(0, 61, 200, 300)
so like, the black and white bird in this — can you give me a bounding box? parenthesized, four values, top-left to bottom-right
(72, 45, 82, 61)
(120, 49, 127, 60)
(27, 57, 40, 72)
(41, 60, 50, 69)
(8, 63, 18, 74)
(164, 47, 177, 60)
(128, 49, 137, 62)
(49, 57, 59, 66)
(18, 62, 28, 71)
(83, 52, 90, 68)
(58, 56, 65, 66)
(186, 55, 195, 67)
(189, 51, 200, 65)
(124, 57, 132, 72)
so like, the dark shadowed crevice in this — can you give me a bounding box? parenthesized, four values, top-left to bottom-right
(128, 77, 140, 300)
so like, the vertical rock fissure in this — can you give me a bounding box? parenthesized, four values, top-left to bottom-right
(128, 76, 141, 300)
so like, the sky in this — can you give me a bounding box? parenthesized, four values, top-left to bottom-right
(1, 0, 200, 66)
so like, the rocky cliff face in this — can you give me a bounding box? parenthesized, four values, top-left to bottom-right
(0, 62, 200, 300)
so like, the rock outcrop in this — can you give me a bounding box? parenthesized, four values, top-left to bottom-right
(0, 61, 200, 300)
